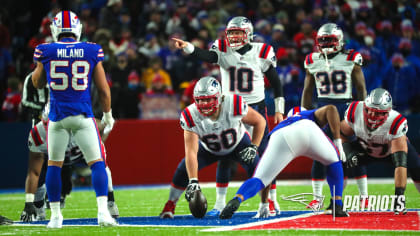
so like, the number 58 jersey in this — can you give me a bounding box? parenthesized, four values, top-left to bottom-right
(33, 38, 104, 121)
(180, 94, 249, 155)
(344, 101, 408, 158)
(304, 50, 362, 99)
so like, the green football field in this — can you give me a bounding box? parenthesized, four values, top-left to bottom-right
(0, 181, 418, 235)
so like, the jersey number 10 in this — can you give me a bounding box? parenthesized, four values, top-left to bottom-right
(49, 60, 90, 91)
(228, 67, 254, 92)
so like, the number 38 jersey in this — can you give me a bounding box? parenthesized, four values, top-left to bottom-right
(180, 94, 249, 155)
(33, 38, 104, 121)
(344, 101, 408, 158)
(304, 50, 362, 99)
(210, 40, 276, 104)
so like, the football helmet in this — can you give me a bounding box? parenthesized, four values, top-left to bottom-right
(287, 106, 306, 117)
(50, 10, 82, 42)
(193, 76, 221, 116)
(316, 23, 344, 55)
(225, 16, 254, 49)
(363, 88, 392, 130)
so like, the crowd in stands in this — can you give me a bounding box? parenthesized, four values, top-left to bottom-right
(1, 0, 420, 121)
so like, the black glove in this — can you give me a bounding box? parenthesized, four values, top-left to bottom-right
(185, 179, 201, 202)
(20, 202, 37, 222)
(346, 154, 361, 168)
(238, 144, 258, 164)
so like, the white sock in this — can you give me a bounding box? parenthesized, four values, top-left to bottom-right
(269, 188, 277, 202)
(97, 196, 108, 213)
(214, 186, 228, 210)
(356, 176, 368, 196)
(105, 167, 114, 192)
(312, 179, 324, 200)
(414, 182, 420, 193)
(169, 186, 184, 204)
(50, 202, 61, 217)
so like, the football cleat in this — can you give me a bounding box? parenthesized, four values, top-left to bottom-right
(35, 206, 46, 221)
(306, 199, 324, 211)
(98, 211, 118, 226)
(107, 201, 120, 219)
(254, 202, 270, 218)
(159, 200, 175, 219)
(219, 198, 240, 219)
(325, 199, 349, 217)
(206, 208, 221, 217)
(0, 215, 13, 225)
(47, 213, 63, 229)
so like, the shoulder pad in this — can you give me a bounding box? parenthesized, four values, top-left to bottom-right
(346, 49, 363, 65)
(232, 94, 244, 116)
(304, 53, 314, 66)
(389, 114, 407, 135)
(346, 101, 360, 124)
(181, 107, 196, 128)
(258, 43, 273, 59)
(211, 39, 227, 52)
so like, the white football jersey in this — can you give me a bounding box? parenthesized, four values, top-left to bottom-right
(304, 50, 363, 99)
(180, 94, 249, 155)
(28, 121, 87, 161)
(344, 101, 408, 158)
(210, 40, 276, 104)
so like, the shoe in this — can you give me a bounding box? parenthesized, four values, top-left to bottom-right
(326, 200, 349, 217)
(394, 197, 407, 215)
(219, 198, 240, 219)
(159, 201, 175, 219)
(254, 202, 270, 218)
(306, 199, 323, 211)
(0, 215, 13, 225)
(47, 213, 63, 228)
(35, 206, 46, 221)
(108, 201, 120, 219)
(98, 211, 118, 226)
(206, 208, 221, 217)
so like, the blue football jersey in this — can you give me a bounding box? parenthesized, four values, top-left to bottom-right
(33, 38, 104, 121)
(269, 109, 317, 135)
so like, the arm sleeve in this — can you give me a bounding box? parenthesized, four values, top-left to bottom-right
(264, 65, 284, 98)
(191, 46, 218, 63)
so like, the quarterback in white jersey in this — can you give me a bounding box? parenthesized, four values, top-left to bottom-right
(160, 76, 268, 219)
(341, 88, 420, 214)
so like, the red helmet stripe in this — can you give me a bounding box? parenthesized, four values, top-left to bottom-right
(62, 10, 71, 28)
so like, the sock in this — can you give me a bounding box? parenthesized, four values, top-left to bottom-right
(395, 187, 405, 196)
(46, 166, 62, 202)
(326, 162, 344, 206)
(214, 184, 228, 210)
(343, 177, 348, 189)
(269, 184, 277, 202)
(236, 177, 265, 202)
(414, 181, 420, 193)
(97, 196, 108, 213)
(356, 175, 368, 196)
(50, 202, 61, 217)
(35, 184, 46, 203)
(105, 167, 114, 192)
(91, 162, 108, 197)
(169, 184, 184, 203)
(108, 191, 115, 202)
(312, 179, 325, 200)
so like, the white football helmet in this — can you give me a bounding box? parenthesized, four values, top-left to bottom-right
(193, 76, 221, 116)
(50, 10, 82, 42)
(316, 23, 344, 55)
(225, 16, 254, 49)
(363, 88, 392, 130)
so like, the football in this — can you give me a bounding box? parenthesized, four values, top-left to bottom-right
(188, 190, 207, 218)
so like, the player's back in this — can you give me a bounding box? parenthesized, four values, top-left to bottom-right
(270, 109, 317, 134)
(34, 38, 104, 121)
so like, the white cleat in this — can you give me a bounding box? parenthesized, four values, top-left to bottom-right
(98, 211, 118, 226)
(47, 214, 63, 228)
(108, 201, 120, 219)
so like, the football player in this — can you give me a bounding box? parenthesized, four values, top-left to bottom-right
(341, 88, 420, 214)
(20, 106, 120, 222)
(159, 76, 269, 219)
(301, 23, 367, 210)
(31, 11, 116, 228)
(172, 16, 284, 216)
(220, 105, 349, 219)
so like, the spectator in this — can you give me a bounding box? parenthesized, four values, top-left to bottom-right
(141, 57, 172, 91)
(2, 77, 21, 122)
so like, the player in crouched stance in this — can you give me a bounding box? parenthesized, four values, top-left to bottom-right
(160, 76, 268, 218)
(341, 88, 420, 214)
(31, 11, 117, 227)
(220, 105, 349, 219)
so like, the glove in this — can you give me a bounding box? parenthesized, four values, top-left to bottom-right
(101, 110, 115, 135)
(333, 139, 346, 163)
(238, 144, 258, 164)
(185, 178, 201, 202)
(20, 202, 37, 222)
(253, 202, 270, 218)
(346, 154, 360, 168)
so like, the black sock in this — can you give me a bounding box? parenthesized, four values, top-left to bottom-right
(395, 187, 405, 196)
(108, 191, 115, 202)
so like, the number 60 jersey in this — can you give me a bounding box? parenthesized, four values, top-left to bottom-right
(180, 94, 249, 155)
(33, 38, 104, 121)
(304, 50, 362, 99)
(344, 101, 408, 158)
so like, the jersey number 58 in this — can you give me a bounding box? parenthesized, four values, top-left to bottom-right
(49, 60, 90, 91)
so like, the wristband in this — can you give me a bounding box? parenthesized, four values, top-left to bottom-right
(274, 97, 285, 114)
(26, 193, 35, 203)
(183, 42, 195, 54)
